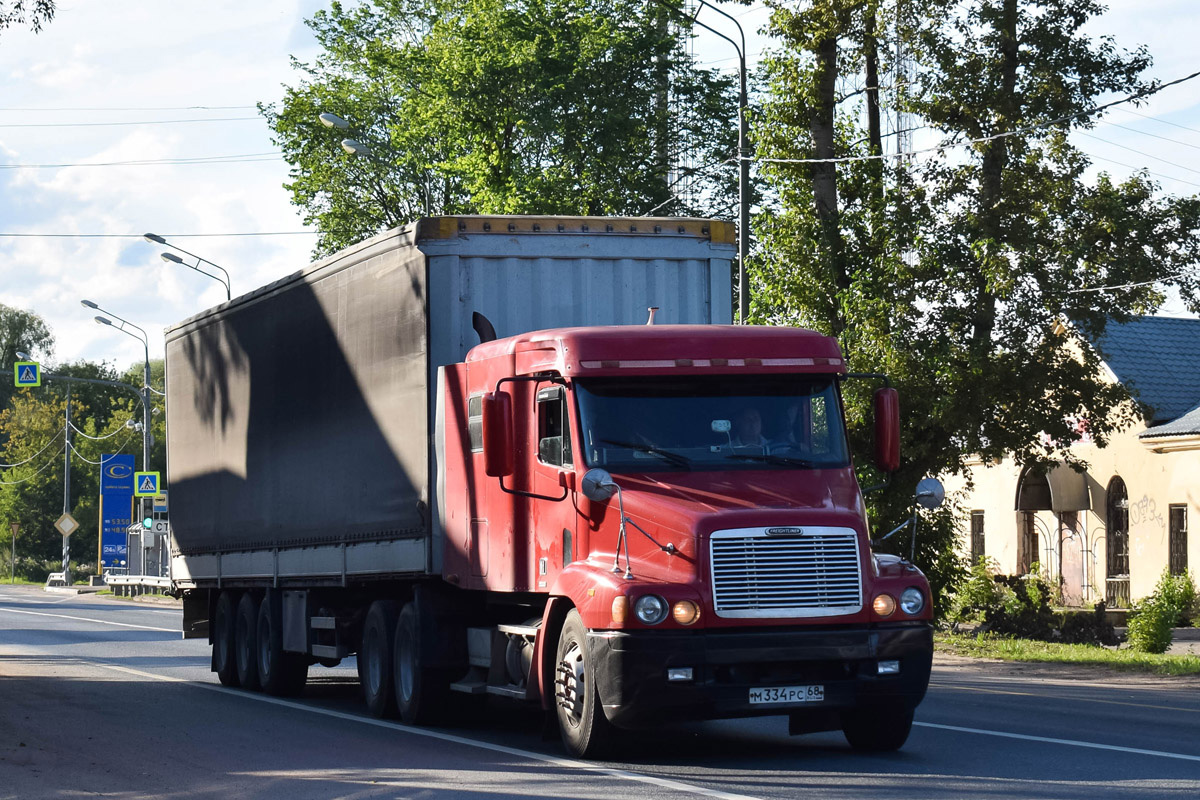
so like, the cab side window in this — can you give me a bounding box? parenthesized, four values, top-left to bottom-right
(537, 385, 572, 466)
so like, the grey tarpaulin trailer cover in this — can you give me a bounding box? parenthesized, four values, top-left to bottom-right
(165, 216, 735, 586)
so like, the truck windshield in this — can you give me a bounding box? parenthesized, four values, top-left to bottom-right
(575, 376, 850, 472)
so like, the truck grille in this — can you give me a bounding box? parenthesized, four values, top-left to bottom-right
(710, 527, 863, 618)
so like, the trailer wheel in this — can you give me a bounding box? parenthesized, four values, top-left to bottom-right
(234, 592, 261, 691)
(841, 704, 914, 751)
(360, 600, 399, 717)
(212, 590, 240, 687)
(393, 600, 447, 724)
(256, 590, 307, 697)
(553, 609, 612, 758)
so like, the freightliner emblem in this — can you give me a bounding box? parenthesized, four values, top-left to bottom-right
(765, 527, 805, 536)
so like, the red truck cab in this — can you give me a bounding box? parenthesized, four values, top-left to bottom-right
(441, 323, 933, 756)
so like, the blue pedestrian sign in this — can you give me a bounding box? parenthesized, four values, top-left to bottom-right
(13, 362, 40, 387)
(134, 471, 160, 497)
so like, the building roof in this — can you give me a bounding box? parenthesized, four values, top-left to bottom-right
(1140, 402, 1200, 439)
(1090, 316, 1200, 425)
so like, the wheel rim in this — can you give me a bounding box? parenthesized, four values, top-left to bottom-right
(397, 629, 415, 703)
(555, 637, 586, 728)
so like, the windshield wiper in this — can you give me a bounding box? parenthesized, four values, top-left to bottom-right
(724, 453, 815, 468)
(598, 438, 692, 469)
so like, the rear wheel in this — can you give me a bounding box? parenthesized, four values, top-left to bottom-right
(554, 609, 612, 758)
(393, 600, 448, 724)
(256, 590, 308, 696)
(360, 600, 399, 717)
(842, 704, 914, 751)
(234, 592, 261, 691)
(212, 591, 240, 687)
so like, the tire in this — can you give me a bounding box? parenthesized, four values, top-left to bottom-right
(841, 704, 914, 752)
(256, 590, 308, 697)
(360, 600, 399, 718)
(553, 609, 613, 758)
(212, 591, 240, 687)
(393, 600, 448, 725)
(234, 592, 261, 691)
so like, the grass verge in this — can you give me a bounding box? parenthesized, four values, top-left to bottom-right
(1, 577, 47, 587)
(936, 632, 1200, 676)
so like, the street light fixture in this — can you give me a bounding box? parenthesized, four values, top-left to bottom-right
(79, 300, 153, 475)
(143, 233, 232, 302)
(319, 112, 350, 130)
(341, 139, 371, 157)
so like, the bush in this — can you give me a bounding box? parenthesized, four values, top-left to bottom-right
(1059, 602, 1120, 646)
(947, 557, 1007, 624)
(987, 571, 1056, 640)
(1156, 572, 1197, 627)
(1127, 597, 1174, 654)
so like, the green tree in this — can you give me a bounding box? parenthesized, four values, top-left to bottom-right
(263, 0, 739, 255)
(0, 304, 54, 419)
(752, 0, 1200, 602)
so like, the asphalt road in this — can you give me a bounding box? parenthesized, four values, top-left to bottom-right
(2, 585, 1198, 799)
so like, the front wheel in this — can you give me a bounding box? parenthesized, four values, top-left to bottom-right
(842, 704, 914, 751)
(553, 609, 612, 758)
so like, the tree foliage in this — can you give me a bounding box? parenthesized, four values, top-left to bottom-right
(263, 0, 739, 254)
(0, 304, 54, 422)
(752, 0, 1200, 600)
(0, 0, 54, 36)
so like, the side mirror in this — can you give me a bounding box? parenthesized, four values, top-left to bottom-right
(482, 391, 514, 477)
(581, 468, 618, 503)
(873, 387, 900, 473)
(915, 477, 945, 510)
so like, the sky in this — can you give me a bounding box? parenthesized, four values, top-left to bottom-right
(1, 0, 1198, 372)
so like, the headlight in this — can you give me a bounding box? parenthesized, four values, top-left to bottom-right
(900, 587, 925, 615)
(671, 600, 701, 625)
(872, 593, 896, 617)
(634, 594, 668, 625)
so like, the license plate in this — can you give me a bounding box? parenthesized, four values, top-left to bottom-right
(748, 684, 824, 705)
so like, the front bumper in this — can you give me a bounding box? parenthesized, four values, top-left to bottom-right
(588, 623, 933, 729)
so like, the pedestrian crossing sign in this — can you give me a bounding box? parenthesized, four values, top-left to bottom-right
(134, 471, 160, 496)
(14, 362, 41, 387)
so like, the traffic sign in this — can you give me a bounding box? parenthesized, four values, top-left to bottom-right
(14, 362, 41, 388)
(134, 472, 160, 496)
(55, 513, 79, 537)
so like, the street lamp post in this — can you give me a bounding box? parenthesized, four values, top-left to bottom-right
(79, 301, 153, 474)
(143, 233, 232, 302)
(651, 0, 750, 323)
(10, 521, 18, 584)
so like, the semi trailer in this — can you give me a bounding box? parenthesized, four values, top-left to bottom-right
(166, 215, 935, 757)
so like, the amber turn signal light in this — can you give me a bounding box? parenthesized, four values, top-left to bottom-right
(872, 593, 896, 617)
(672, 600, 701, 625)
(611, 595, 629, 624)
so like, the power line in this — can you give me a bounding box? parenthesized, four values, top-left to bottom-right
(0, 105, 258, 112)
(1067, 266, 1198, 295)
(0, 428, 65, 468)
(1100, 120, 1200, 152)
(0, 450, 62, 485)
(0, 231, 318, 238)
(69, 438, 135, 465)
(1118, 107, 1200, 137)
(0, 153, 282, 170)
(0, 116, 262, 129)
(69, 421, 129, 441)
(754, 68, 1200, 165)
(1087, 153, 1200, 189)
(1078, 132, 1200, 177)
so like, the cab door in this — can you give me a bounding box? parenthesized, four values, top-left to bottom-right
(528, 382, 579, 591)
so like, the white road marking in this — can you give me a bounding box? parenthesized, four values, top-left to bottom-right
(915, 721, 1200, 763)
(0, 606, 178, 633)
(94, 661, 761, 800)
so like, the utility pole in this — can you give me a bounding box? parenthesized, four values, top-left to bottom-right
(9, 522, 18, 584)
(62, 389, 72, 584)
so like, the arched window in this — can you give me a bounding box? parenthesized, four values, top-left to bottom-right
(1105, 477, 1130, 607)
